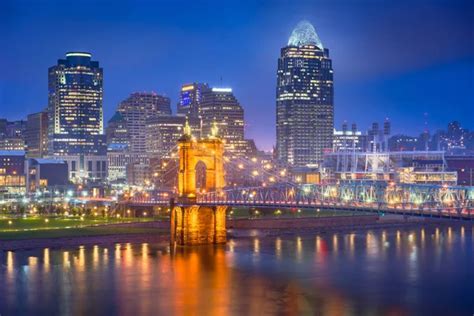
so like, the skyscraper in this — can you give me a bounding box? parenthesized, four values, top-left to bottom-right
(47, 52, 107, 182)
(276, 20, 334, 167)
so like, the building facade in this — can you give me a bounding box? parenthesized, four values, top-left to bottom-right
(276, 20, 334, 167)
(26, 158, 69, 192)
(146, 115, 186, 160)
(25, 111, 48, 158)
(117, 92, 171, 155)
(47, 52, 107, 182)
(0, 150, 26, 198)
(200, 87, 248, 158)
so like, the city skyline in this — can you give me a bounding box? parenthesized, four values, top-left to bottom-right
(1, 0, 473, 151)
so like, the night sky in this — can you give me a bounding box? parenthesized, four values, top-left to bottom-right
(1, 0, 473, 150)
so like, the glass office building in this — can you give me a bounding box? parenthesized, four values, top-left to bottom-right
(276, 20, 334, 167)
(47, 52, 107, 182)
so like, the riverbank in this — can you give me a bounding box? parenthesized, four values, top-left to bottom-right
(0, 215, 464, 251)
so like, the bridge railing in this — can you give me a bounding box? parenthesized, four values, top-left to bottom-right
(196, 182, 474, 220)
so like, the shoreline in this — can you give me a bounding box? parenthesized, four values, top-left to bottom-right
(0, 216, 469, 251)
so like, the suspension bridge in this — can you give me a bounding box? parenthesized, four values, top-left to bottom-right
(121, 124, 474, 220)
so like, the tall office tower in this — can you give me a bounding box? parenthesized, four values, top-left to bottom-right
(276, 20, 334, 167)
(117, 92, 171, 154)
(146, 115, 186, 160)
(47, 52, 107, 182)
(200, 87, 250, 158)
(177, 83, 210, 137)
(25, 111, 48, 158)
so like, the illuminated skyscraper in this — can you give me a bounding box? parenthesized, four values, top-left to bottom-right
(276, 20, 334, 166)
(177, 83, 209, 117)
(47, 52, 107, 182)
(177, 83, 210, 136)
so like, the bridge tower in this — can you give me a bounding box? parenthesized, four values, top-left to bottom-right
(170, 122, 227, 245)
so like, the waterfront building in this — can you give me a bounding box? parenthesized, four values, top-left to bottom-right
(323, 150, 457, 185)
(0, 150, 26, 198)
(276, 20, 334, 167)
(47, 52, 107, 182)
(25, 111, 48, 158)
(26, 158, 68, 192)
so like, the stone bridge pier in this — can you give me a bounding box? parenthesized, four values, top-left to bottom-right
(170, 122, 227, 245)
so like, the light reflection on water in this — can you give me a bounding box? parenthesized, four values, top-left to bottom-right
(0, 226, 473, 315)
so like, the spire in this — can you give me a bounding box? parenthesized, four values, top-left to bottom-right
(184, 119, 192, 137)
(210, 121, 219, 138)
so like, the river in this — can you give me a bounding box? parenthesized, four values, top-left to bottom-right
(1, 225, 473, 315)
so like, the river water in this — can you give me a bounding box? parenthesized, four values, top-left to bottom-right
(0, 225, 473, 315)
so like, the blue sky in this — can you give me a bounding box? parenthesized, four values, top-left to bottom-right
(1, 0, 473, 150)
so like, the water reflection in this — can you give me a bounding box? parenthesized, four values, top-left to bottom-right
(0, 226, 472, 315)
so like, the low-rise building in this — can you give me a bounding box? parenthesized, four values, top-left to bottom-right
(26, 158, 69, 192)
(0, 150, 26, 198)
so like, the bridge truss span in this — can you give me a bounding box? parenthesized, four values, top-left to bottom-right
(197, 182, 474, 220)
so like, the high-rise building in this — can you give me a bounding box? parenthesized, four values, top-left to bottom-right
(146, 115, 185, 160)
(177, 83, 209, 117)
(117, 92, 171, 154)
(276, 20, 334, 167)
(47, 52, 107, 182)
(200, 87, 249, 158)
(177, 83, 210, 137)
(25, 111, 48, 158)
